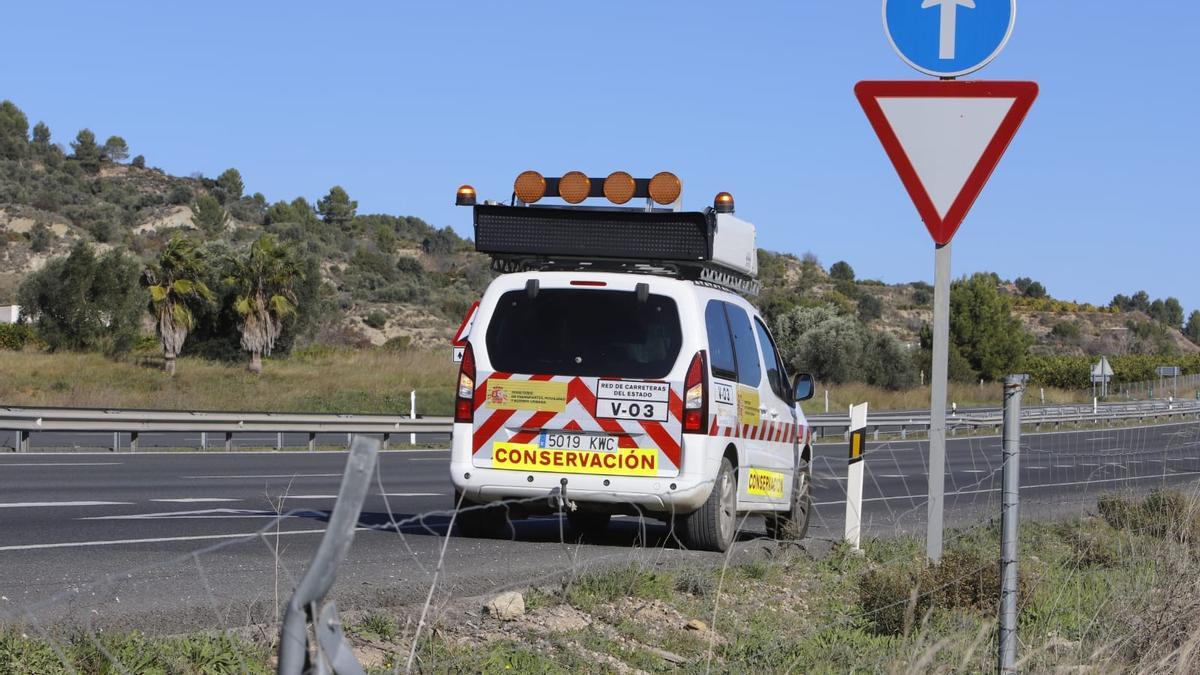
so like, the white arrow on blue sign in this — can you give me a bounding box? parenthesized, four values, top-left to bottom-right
(884, 0, 1016, 78)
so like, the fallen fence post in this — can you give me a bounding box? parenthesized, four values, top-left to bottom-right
(277, 435, 378, 675)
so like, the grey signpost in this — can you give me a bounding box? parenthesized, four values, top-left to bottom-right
(863, 0, 1035, 561)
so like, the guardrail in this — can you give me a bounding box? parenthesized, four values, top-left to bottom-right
(2, 399, 1199, 452)
(807, 399, 1200, 439)
(0, 406, 451, 452)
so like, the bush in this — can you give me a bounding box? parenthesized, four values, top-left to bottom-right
(1050, 320, 1080, 342)
(0, 323, 37, 350)
(363, 309, 387, 329)
(382, 335, 411, 352)
(29, 222, 51, 252)
(858, 545, 1026, 636)
(829, 260, 855, 282)
(1098, 490, 1200, 545)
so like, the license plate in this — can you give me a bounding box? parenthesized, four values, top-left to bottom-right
(538, 432, 619, 452)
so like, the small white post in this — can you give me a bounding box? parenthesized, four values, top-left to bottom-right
(1093, 397, 1098, 415)
(1040, 388, 1045, 405)
(200, 432, 207, 450)
(410, 389, 417, 446)
(844, 402, 869, 552)
(824, 389, 829, 413)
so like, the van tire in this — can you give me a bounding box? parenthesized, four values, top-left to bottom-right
(679, 457, 737, 552)
(453, 491, 512, 539)
(766, 460, 811, 541)
(566, 511, 611, 536)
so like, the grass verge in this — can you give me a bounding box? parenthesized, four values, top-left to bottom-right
(2, 348, 1100, 417)
(4, 489, 1199, 673)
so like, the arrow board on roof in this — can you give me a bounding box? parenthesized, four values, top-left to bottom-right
(855, 80, 1037, 245)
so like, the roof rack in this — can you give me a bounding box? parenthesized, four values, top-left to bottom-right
(473, 203, 760, 296)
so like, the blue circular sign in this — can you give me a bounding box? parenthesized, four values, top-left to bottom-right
(883, 0, 1016, 78)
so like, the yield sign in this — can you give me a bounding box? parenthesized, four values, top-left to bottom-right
(855, 80, 1038, 245)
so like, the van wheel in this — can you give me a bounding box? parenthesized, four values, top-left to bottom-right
(566, 511, 611, 536)
(679, 458, 737, 552)
(766, 461, 811, 541)
(453, 491, 512, 539)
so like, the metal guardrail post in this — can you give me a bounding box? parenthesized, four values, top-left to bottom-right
(277, 432, 283, 451)
(998, 375, 1024, 674)
(225, 432, 233, 452)
(382, 433, 389, 451)
(308, 432, 316, 452)
(277, 435, 378, 675)
(17, 430, 29, 453)
(112, 432, 119, 452)
(130, 431, 139, 453)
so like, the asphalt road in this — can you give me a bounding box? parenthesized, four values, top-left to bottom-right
(1, 421, 1197, 633)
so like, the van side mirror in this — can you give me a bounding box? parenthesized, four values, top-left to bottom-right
(792, 373, 815, 402)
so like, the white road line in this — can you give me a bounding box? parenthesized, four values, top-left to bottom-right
(150, 498, 241, 503)
(813, 469, 1200, 507)
(0, 527, 349, 553)
(181, 473, 344, 479)
(0, 462, 123, 467)
(1085, 436, 1116, 442)
(1079, 463, 1099, 467)
(282, 493, 444, 499)
(877, 474, 911, 478)
(0, 501, 133, 509)
(1054, 465, 1074, 468)
(81, 508, 326, 520)
(958, 470, 988, 474)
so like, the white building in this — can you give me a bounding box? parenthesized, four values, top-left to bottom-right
(0, 305, 21, 324)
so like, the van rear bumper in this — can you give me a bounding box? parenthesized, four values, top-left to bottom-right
(450, 424, 718, 515)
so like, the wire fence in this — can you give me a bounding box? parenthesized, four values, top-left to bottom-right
(1, 401, 1199, 673)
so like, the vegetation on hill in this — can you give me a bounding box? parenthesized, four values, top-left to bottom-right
(1, 97, 1198, 397)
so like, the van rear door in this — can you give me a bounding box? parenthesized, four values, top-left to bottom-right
(470, 286, 684, 478)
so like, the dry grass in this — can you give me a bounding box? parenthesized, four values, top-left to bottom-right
(801, 380, 1090, 416)
(0, 348, 458, 415)
(2, 348, 1093, 416)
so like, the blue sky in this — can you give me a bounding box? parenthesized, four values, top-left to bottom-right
(3, 2, 1197, 315)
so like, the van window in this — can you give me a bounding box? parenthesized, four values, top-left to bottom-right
(704, 301, 737, 381)
(486, 288, 682, 379)
(754, 318, 789, 402)
(725, 304, 761, 387)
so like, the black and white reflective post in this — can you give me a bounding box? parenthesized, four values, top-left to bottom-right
(861, 0, 1037, 562)
(844, 403, 869, 551)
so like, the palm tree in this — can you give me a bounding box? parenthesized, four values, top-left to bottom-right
(227, 235, 302, 374)
(144, 235, 214, 376)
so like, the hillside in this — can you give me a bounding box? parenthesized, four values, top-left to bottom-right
(1, 98, 1197, 377)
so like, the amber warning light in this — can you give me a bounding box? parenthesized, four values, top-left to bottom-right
(454, 185, 476, 206)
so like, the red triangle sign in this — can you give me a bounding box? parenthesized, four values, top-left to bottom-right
(855, 81, 1038, 246)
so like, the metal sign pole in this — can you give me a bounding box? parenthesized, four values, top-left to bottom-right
(927, 242, 951, 562)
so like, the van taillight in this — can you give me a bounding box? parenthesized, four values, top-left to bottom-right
(455, 344, 475, 423)
(683, 350, 707, 434)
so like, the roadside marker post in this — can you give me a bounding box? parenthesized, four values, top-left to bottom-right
(863, 0, 1036, 563)
(844, 402, 869, 551)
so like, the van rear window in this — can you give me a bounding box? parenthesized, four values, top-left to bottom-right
(485, 288, 682, 379)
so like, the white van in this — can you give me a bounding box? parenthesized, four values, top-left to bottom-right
(447, 172, 816, 552)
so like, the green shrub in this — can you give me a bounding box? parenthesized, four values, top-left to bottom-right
(363, 309, 387, 329)
(858, 546, 1025, 636)
(1098, 490, 1200, 544)
(382, 335, 411, 352)
(0, 323, 37, 350)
